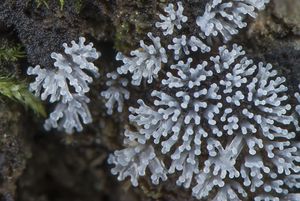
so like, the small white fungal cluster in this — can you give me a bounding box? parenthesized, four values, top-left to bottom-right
(197, 0, 270, 42)
(101, 72, 130, 115)
(102, 32, 170, 114)
(108, 141, 167, 187)
(294, 86, 300, 131)
(116, 32, 168, 86)
(108, 1, 300, 200)
(106, 2, 209, 115)
(155, 1, 188, 36)
(27, 37, 100, 134)
(168, 35, 211, 60)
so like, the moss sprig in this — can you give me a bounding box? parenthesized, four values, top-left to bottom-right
(0, 45, 25, 62)
(0, 76, 46, 117)
(35, 0, 65, 10)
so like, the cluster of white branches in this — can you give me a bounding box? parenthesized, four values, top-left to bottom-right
(108, 1, 300, 200)
(115, 0, 270, 87)
(101, 72, 130, 115)
(110, 44, 300, 200)
(197, 0, 270, 42)
(27, 37, 100, 134)
(155, 1, 188, 35)
(116, 32, 168, 86)
(26, 1, 300, 200)
(108, 141, 167, 186)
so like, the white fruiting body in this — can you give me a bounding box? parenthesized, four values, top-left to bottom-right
(44, 95, 92, 134)
(197, 0, 270, 42)
(27, 37, 100, 134)
(110, 44, 300, 200)
(101, 72, 130, 115)
(116, 32, 168, 86)
(108, 141, 167, 187)
(108, 1, 300, 199)
(168, 35, 211, 60)
(116, 0, 270, 86)
(155, 2, 188, 35)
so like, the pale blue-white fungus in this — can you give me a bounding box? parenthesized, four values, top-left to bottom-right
(116, 32, 168, 86)
(117, 0, 270, 86)
(109, 44, 300, 200)
(293, 86, 300, 131)
(168, 35, 211, 60)
(27, 37, 100, 134)
(101, 72, 130, 115)
(155, 2, 188, 36)
(197, 0, 270, 42)
(108, 1, 300, 200)
(44, 94, 92, 134)
(108, 142, 167, 187)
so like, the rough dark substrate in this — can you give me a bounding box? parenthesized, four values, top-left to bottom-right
(0, 0, 299, 201)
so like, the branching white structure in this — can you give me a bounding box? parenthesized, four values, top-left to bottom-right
(116, 32, 168, 86)
(28, 37, 100, 134)
(108, 142, 167, 187)
(293, 85, 300, 131)
(44, 95, 92, 134)
(196, 0, 270, 42)
(103, 0, 300, 201)
(109, 43, 300, 200)
(101, 72, 130, 115)
(116, 0, 270, 85)
(168, 35, 211, 60)
(155, 2, 188, 36)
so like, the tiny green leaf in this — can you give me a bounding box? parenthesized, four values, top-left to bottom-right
(0, 45, 25, 62)
(0, 77, 47, 117)
(35, 0, 49, 9)
(59, 0, 65, 10)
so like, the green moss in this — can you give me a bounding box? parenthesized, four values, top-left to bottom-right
(114, 14, 151, 52)
(114, 22, 132, 52)
(35, 0, 49, 9)
(113, 2, 156, 53)
(0, 45, 25, 62)
(0, 41, 45, 117)
(140, 183, 162, 200)
(35, 0, 66, 10)
(74, 0, 83, 14)
(0, 77, 46, 117)
(34, 0, 85, 11)
(59, 0, 65, 10)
